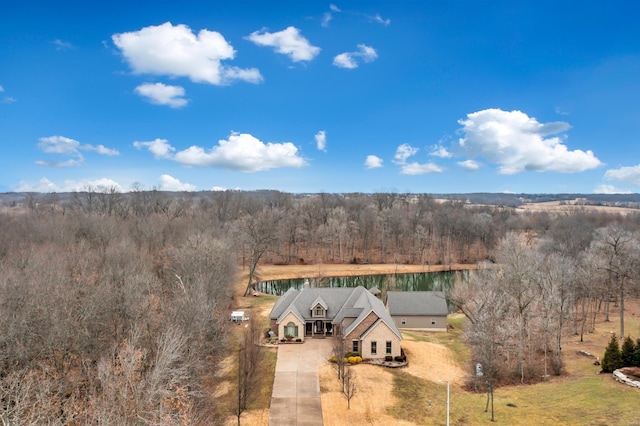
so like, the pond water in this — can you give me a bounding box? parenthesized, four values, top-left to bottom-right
(255, 270, 470, 296)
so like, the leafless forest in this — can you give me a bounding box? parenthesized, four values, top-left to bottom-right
(1, 188, 639, 423)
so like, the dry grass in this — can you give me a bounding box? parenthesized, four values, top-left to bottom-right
(228, 264, 640, 425)
(518, 200, 639, 216)
(249, 263, 477, 283)
(319, 363, 415, 426)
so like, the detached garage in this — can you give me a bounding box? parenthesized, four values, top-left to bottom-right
(386, 291, 448, 331)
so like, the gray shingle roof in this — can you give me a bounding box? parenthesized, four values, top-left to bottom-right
(269, 286, 402, 340)
(386, 291, 448, 316)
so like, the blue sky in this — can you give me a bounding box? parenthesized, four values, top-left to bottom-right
(1, 0, 639, 194)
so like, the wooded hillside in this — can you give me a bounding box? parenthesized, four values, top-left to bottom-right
(1, 188, 638, 423)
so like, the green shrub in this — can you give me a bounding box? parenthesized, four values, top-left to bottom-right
(385, 355, 393, 362)
(330, 355, 338, 363)
(395, 355, 407, 362)
(295, 338, 302, 342)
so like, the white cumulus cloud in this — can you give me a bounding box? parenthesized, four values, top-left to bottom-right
(135, 82, 188, 108)
(159, 174, 196, 191)
(393, 143, 442, 175)
(112, 22, 262, 85)
(457, 108, 602, 175)
(333, 44, 378, 69)
(603, 164, 640, 186)
(246, 27, 320, 62)
(173, 132, 307, 172)
(136, 133, 307, 172)
(133, 138, 175, 159)
(365, 155, 383, 169)
(36, 136, 119, 167)
(315, 130, 327, 152)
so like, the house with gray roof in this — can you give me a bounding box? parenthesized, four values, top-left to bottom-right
(386, 291, 448, 331)
(269, 286, 403, 359)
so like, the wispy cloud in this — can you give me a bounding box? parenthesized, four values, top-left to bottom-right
(322, 4, 342, 27)
(315, 130, 327, 152)
(0, 85, 16, 103)
(112, 22, 262, 85)
(53, 39, 73, 51)
(36, 136, 119, 167)
(333, 44, 378, 69)
(457, 159, 480, 171)
(12, 177, 123, 193)
(429, 144, 452, 158)
(368, 13, 391, 26)
(135, 82, 188, 108)
(593, 184, 633, 194)
(457, 108, 601, 174)
(246, 26, 320, 62)
(393, 143, 442, 175)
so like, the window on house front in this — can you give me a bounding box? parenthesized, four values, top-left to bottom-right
(371, 341, 377, 355)
(386, 341, 392, 354)
(352, 340, 359, 353)
(431, 318, 436, 325)
(401, 318, 406, 325)
(285, 322, 298, 337)
(314, 306, 324, 317)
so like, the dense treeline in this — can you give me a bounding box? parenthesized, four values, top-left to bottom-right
(450, 218, 640, 417)
(0, 197, 236, 423)
(1, 187, 639, 422)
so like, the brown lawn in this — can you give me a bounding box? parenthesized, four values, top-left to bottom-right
(221, 263, 639, 425)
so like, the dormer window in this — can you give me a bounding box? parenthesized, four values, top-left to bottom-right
(313, 305, 325, 317)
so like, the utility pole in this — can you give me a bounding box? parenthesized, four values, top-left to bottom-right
(439, 379, 450, 426)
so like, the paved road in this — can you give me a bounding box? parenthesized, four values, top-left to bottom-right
(269, 339, 330, 426)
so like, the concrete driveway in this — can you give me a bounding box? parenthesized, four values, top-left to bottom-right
(269, 339, 331, 426)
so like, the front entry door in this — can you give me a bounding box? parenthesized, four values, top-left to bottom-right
(315, 320, 324, 334)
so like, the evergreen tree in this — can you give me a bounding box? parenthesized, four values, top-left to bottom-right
(602, 334, 622, 373)
(634, 338, 640, 367)
(620, 336, 636, 367)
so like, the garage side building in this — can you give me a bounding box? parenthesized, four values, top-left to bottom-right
(386, 291, 448, 331)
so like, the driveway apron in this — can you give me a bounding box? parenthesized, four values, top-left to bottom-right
(269, 339, 329, 426)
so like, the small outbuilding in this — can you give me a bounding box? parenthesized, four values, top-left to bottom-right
(230, 310, 248, 323)
(386, 291, 448, 331)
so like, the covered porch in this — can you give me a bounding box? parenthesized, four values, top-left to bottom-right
(305, 320, 337, 337)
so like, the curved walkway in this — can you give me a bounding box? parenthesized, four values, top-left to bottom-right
(269, 339, 330, 426)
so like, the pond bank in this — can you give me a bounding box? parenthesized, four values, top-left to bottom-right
(249, 263, 478, 282)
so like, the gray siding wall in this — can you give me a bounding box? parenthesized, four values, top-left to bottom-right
(392, 315, 447, 331)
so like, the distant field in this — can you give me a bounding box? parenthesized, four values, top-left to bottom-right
(518, 199, 639, 215)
